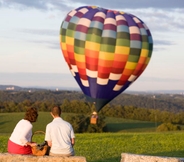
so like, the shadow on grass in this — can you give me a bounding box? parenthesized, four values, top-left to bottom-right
(89, 156, 121, 162)
(150, 150, 184, 158)
(0, 120, 10, 126)
(0, 120, 10, 132)
(106, 122, 158, 132)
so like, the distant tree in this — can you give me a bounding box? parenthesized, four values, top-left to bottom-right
(61, 99, 72, 112)
(156, 123, 181, 132)
(86, 115, 107, 133)
(4, 101, 18, 112)
(64, 114, 107, 133)
(64, 114, 89, 133)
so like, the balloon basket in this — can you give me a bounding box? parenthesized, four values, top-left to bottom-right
(90, 111, 98, 124)
(90, 118, 97, 124)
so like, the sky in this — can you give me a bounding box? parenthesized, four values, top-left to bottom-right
(0, 0, 184, 92)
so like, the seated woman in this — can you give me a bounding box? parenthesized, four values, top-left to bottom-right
(7, 107, 38, 154)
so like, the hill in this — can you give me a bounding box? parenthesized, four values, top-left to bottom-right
(0, 85, 184, 113)
(1, 84, 184, 94)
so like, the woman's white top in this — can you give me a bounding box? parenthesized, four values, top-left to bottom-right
(9, 119, 32, 146)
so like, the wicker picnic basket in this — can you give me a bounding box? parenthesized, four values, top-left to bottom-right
(31, 131, 50, 156)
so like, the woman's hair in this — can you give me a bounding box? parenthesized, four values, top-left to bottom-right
(24, 107, 38, 123)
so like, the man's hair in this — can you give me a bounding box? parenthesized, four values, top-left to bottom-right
(24, 107, 38, 122)
(51, 106, 61, 116)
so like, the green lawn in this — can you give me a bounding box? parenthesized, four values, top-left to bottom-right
(1, 132, 184, 162)
(105, 117, 158, 132)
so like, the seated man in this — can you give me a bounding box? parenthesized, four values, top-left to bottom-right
(45, 106, 75, 156)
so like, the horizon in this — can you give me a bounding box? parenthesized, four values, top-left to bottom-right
(0, 73, 184, 93)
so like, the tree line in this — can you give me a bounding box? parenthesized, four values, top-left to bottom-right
(0, 90, 184, 112)
(0, 90, 184, 125)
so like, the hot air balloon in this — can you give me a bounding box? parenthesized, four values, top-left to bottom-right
(59, 6, 153, 112)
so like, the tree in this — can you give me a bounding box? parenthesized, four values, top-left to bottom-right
(156, 123, 181, 132)
(64, 114, 88, 133)
(64, 114, 107, 133)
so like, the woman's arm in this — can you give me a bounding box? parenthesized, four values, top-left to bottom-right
(26, 142, 37, 147)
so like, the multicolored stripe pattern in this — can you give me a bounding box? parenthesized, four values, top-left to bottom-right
(60, 6, 153, 111)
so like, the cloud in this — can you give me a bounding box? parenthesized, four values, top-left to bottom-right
(0, 0, 73, 11)
(140, 76, 184, 83)
(15, 29, 59, 49)
(1, 0, 48, 10)
(1, 72, 183, 90)
(29, 39, 60, 49)
(2, 0, 184, 34)
(154, 39, 175, 46)
(2, 0, 184, 11)
(70, 0, 184, 9)
(19, 29, 58, 37)
(153, 40, 175, 51)
(1, 0, 184, 9)
(0, 72, 78, 88)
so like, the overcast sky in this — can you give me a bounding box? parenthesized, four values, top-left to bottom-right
(0, 0, 184, 92)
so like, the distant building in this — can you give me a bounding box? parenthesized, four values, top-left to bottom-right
(6, 86, 14, 90)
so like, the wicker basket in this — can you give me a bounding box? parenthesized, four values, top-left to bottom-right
(31, 131, 50, 156)
(90, 117, 97, 124)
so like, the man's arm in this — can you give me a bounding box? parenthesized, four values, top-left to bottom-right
(45, 124, 52, 147)
(47, 141, 52, 147)
(71, 138, 75, 147)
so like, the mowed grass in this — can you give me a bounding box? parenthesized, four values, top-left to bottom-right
(105, 117, 158, 132)
(0, 112, 53, 133)
(0, 112, 184, 162)
(1, 132, 184, 162)
(0, 112, 158, 133)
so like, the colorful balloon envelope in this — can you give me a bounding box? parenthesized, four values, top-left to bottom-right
(60, 6, 153, 112)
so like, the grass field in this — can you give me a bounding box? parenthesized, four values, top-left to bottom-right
(0, 112, 184, 162)
(0, 112, 158, 133)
